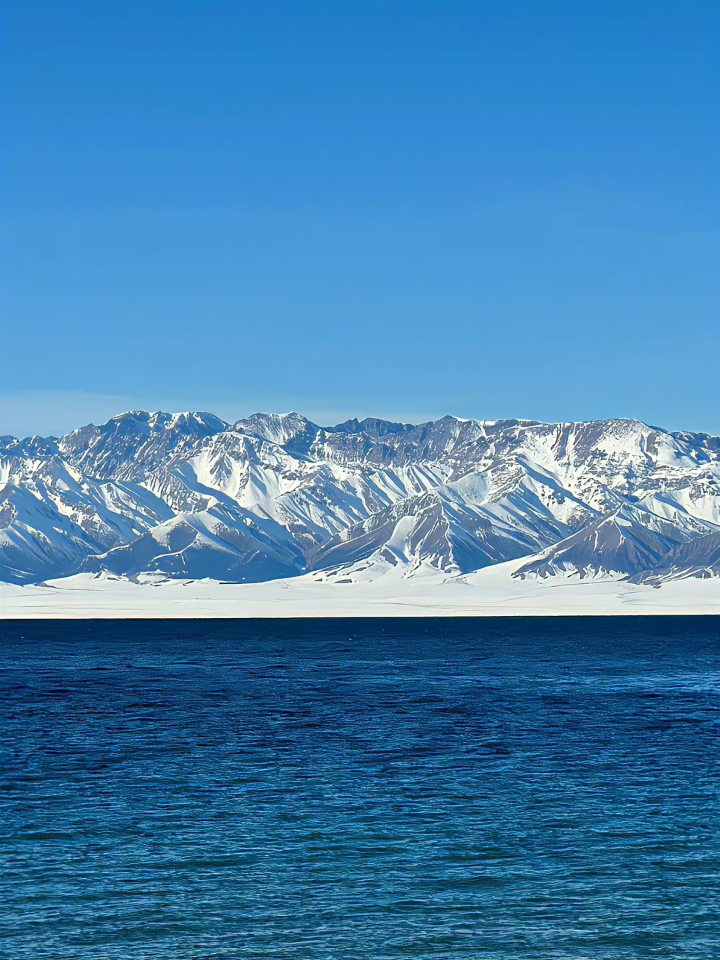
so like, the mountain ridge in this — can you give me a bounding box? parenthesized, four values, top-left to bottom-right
(2, 410, 719, 586)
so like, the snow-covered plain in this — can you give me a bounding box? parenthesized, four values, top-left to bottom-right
(2, 561, 718, 618)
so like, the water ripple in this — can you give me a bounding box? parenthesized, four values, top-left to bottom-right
(0, 617, 718, 958)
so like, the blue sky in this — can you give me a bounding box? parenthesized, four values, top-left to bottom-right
(3, 0, 719, 437)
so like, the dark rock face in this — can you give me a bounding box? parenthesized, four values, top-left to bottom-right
(513, 506, 692, 580)
(630, 531, 720, 584)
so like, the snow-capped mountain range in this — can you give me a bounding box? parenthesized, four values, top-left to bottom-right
(2, 410, 720, 586)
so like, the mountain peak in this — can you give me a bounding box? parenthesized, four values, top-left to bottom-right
(231, 412, 319, 450)
(58, 410, 227, 481)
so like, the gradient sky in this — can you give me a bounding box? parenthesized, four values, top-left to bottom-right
(3, 0, 719, 438)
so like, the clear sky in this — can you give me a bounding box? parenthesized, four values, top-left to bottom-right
(3, 0, 719, 438)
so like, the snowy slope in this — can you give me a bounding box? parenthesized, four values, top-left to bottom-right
(0, 484, 101, 583)
(82, 502, 303, 582)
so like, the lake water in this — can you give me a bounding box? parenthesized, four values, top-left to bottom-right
(1, 617, 718, 959)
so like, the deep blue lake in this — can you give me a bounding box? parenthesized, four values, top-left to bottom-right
(1, 617, 718, 959)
